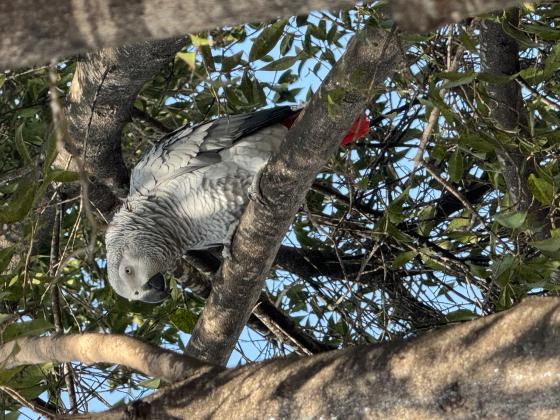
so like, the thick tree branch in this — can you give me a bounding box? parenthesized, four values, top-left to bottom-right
(73, 297, 560, 419)
(58, 37, 187, 215)
(391, 0, 544, 33)
(185, 26, 404, 365)
(0, 333, 213, 383)
(1, 1, 549, 71)
(1, 0, 355, 70)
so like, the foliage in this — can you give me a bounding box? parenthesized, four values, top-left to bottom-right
(1, 2, 560, 416)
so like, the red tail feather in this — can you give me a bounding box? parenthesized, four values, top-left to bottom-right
(341, 114, 370, 146)
(281, 109, 369, 146)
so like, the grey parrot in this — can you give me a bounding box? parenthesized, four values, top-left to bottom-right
(105, 106, 369, 303)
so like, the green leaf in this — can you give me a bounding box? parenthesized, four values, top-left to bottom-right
(46, 169, 80, 183)
(199, 45, 215, 72)
(0, 247, 15, 273)
(43, 130, 58, 175)
(249, 19, 288, 62)
(445, 309, 478, 322)
(531, 237, 560, 253)
(494, 211, 527, 229)
(15, 124, 32, 164)
(438, 71, 476, 89)
(457, 28, 477, 52)
(477, 72, 516, 84)
(280, 32, 295, 55)
(221, 51, 243, 73)
(0, 177, 37, 224)
(189, 34, 211, 47)
(176, 51, 196, 70)
(528, 174, 554, 205)
(259, 56, 298, 71)
(138, 378, 161, 389)
(2, 319, 53, 342)
(392, 251, 417, 268)
(170, 308, 197, 334)
(448, 149, 464, 183)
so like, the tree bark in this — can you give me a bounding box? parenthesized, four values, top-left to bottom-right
(184, 26, 404, 365)
(391, 0, 543, 32)
(58, 37, 187, 215)
(0, 333, 213, 383)
(50, 297, 560, 419)
(1, 0, 548, 70)
(0, 0, 355, 70)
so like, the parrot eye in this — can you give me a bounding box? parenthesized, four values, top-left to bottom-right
(124, 267, 133, 276)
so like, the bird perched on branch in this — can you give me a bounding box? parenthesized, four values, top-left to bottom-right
(105, 106, 369, 303)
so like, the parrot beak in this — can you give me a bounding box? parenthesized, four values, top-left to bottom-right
(141, 273, 169, 303)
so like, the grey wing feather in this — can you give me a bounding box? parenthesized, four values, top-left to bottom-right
(130, 106, 296, 196)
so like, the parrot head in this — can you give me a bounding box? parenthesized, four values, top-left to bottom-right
(106, 247, 169, 304)
(105, 202, 175, 304)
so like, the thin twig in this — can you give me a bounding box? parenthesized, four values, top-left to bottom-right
(414, 25, 466, 169)
(0, 385, 56, 419)
(424, 162, 510, 251)
(49, 202, 79, 414)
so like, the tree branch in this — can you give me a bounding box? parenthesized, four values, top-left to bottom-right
(58, 37, 187, 215)
(178, 254, 335, 354)
(185, 26, 404, 365)
(1, 0, 355, 70)
(0, 333, 213, 383)
(74, 297, 560, 419)
(391, 0, 544, 33)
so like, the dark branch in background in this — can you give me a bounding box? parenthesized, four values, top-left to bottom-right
(49, 202, 78, 415)
(480, 11, 549, 240)
(179, 252, 335, 355)
(130, 106, 173, 134)
(185, 26, 404, 365)
(480, 11, 531, 212)
(276, 246, 443, 329)
(0, 0, 355, 70)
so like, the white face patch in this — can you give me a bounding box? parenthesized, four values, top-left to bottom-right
(107, 249, 169, 303)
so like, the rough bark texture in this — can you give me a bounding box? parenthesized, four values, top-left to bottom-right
(58, 37, 187, 214)
(185, 26, 404, 365)
(0, 333, 213, 383)
(63, 297, 560, 419)
(0, 0, 354, 70)
(391, 0, 543, 32)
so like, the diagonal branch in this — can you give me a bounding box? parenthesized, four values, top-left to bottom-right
(179, 254, 335, 354)
(0, 333, 214, 383)
(58, 37, 187, 215)
(185, 26, 404, 365)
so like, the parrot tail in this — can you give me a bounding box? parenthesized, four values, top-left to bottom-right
(281, 109, 369, 146)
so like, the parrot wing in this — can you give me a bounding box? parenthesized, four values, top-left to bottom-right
(130, 106, 296, 196)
